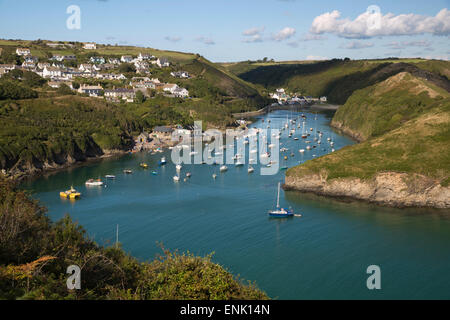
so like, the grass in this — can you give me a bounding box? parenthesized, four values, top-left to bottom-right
(287, 73, 450, 186)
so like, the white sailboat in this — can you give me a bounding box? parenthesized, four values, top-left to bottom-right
(268, 182, 294, 218)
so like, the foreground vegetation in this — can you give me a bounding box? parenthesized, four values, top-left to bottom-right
(0, 177, 268, 299)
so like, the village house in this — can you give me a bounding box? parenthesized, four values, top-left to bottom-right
(16, 48, 31, 56)
(104, 88, 136, 102)
(320, 96, 327, 102)
(24, 55, 38, 63)
(138, 53, 153, 61)
(131, 80, 156, 90)
(90, 56, 105, 64)
(21, 61, 36, 69)
(51, 54, 76, 62)
(99, 63, 115, 71)
(43, 66, 63, 78)
(162, 83, 179, 94)
(37, 62, 50, 69)
(78, 84, 103, 97)
(0, 64, 16, 71)
(83, 43, 97, 50)
(173, 87, 189, 98)
(121, 55, 133, 63)
(170, 71, 190, 78)
(152, 126, 174, 139)
(108, 58, 120, 65)
(156, 57, 170, 67)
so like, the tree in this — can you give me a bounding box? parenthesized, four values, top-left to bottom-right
(135, 91, 145, 103)
(118, 63, 136, 73)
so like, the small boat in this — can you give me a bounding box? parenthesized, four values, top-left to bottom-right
(268, 182, 294, 218)
(248, 166, 254, 173)
(85, 179, 103, 186)
(151, 171, 157, 175)
(176, 164, 182, 171)
(159, 157, 167, 165)
(173, 175, 180, 182)
(140, 163, 148, 168)
(60, 186, 81, 200)
(294, 137, 299, 141)
(220, 165, 228, 172)
(235, 161, 244, 167)
(186, 172, 191, 178)
(212, 174, 217, 179)
(123, 169, 133, 174)
(105, 175, 116, 179)
(299, 149, 305, 153)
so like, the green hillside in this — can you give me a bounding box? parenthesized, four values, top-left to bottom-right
(226, 58, 450, 105)
(287, 73, 450, 186)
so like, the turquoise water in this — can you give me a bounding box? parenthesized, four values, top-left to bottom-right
(22, 110, 450, 299)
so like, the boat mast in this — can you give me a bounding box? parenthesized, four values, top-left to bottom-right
(116, 224, 119, 248)
(277, 182, 280, 209)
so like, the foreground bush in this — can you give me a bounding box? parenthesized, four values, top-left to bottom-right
(0, 177, 268, 300)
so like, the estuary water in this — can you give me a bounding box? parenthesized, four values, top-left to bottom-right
(22, 110, 450, 299)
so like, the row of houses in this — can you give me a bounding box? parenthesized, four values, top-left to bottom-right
(270, 88, 327, 104)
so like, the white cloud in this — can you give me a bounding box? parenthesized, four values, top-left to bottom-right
(340, 41, 374, 49)
(310, 8, 450, 39)
(243, 27, 265, 36)
(272, 27, 296, 41)
(305, 55, 329, 60)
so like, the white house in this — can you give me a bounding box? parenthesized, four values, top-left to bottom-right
(173, 87, 189, 98)
(320, 96, 327, 102)
(78, 84, 103, 97)
(121, 55, 133, 63)
(162, 83, 179, 94)
(16, 48, 31, 56)
(83, 43, 97, 50)
(138, 53, 152, 61)
(156, 57, 170, 67)
(43, 66, 63, 78)
(104, 88, 135, 102)
(21, 61, 36, 69)
(171, 71, 190, 78)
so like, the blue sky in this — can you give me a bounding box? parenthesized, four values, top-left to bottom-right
(0, 0, 449, 62)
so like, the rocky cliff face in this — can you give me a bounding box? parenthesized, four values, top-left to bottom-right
(284, 172, 450, 209)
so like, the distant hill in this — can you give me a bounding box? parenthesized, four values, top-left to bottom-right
(224, 58, 450, 105)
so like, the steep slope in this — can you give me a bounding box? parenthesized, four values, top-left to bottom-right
(0, 96, 142, 179)
(229, 59, 450, 105)
(285, 73, 450, 208)
(332, 71, 450, 141)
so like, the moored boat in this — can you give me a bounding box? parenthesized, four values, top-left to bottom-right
(60, 186, 81, 200)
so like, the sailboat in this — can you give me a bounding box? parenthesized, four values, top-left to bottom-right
(248, 165, 254, 173)
(268, 182, 294, 218)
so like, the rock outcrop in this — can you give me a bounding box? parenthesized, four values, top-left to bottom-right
(284, 172, 450, 209)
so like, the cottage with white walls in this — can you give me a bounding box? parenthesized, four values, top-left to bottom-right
(83, 43, 97, 50)
(43, 66, 63, 78)
(16, 48, 31, 56)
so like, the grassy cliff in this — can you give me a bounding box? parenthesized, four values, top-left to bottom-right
(285, 73, 450, 208)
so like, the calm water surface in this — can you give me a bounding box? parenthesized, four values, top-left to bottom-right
(22, 110, 450, 299)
